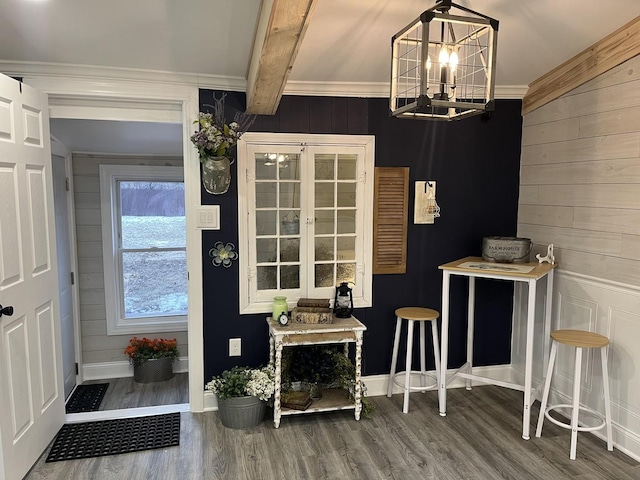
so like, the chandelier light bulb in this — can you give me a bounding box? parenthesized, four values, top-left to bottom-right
(438, 46, 449, 66)
(426, 55, 432, 71)
(449, 51, 459, 72)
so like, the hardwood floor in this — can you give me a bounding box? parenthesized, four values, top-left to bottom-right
(83, 373, 189, 410)
(27, 386, 638, 479)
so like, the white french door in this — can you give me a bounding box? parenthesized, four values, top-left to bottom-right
(0, 73, 65, 480)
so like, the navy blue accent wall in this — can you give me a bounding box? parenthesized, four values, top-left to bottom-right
(200, 89, 523, 385)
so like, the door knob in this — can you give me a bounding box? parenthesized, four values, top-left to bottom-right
(0, 305, 14, 317)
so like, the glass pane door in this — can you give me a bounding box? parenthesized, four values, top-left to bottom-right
(313, 152, 358, 289)
(254, 151, 301, 291)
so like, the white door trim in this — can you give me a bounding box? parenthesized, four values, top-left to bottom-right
(22, 74, 205, 412)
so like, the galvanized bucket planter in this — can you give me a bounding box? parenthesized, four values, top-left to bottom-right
(133, 357, 174, 383)
(218, 396, 266, 429)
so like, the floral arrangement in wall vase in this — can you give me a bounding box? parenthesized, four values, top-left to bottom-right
(190, 93, 255, 195)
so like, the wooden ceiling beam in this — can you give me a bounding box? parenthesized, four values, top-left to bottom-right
(246, 0, 317, 115)
(523, 16, 640, 115)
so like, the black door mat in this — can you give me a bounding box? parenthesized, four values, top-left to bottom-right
(46, 412, 180, 462)
(65, 383, 109, 413)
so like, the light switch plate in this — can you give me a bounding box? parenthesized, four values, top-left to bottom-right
(196, 205, 220, 230)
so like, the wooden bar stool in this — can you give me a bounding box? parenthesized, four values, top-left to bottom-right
(536, 329, 613, 460)
(387, 307, 441, 413)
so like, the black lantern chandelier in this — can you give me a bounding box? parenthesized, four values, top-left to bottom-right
(390, 0, 499, 121)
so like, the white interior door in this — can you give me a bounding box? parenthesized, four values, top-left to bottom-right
(52, 154, 76, 399)
(0, 74, 65, 480)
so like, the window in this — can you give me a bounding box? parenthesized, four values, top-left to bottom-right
(238, 133, 375, 314)
(99, 165, 187, 335)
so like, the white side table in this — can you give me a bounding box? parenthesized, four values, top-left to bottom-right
(267, 316, 366, 428)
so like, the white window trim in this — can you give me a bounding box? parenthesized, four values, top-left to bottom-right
(237, 132, 375, 315)
(99, 164, 187, 335)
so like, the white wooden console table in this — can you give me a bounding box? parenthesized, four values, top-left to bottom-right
(267, 316, 366, 428)
(438, 256, 557, 440)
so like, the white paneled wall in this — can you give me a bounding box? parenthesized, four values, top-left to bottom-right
(516, 54, 640, 459)
(72, 154, 188, 371)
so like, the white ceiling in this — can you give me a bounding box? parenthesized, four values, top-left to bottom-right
(2, 0, 640, 153)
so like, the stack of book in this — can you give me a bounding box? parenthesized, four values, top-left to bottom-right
(291, 298, 333, 324)
(281, 391, 312, 410)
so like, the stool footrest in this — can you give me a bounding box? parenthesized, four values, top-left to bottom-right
(544, 404, 607, 433)
(392, 370, 438, 391)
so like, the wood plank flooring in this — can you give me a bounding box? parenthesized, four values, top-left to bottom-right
(27, 385, 639, 480)
(83, 373, 189, 410)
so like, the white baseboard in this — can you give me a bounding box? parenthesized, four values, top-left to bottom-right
(202, 364, 512, 413)
(82, 356, 189, 381)
(364, 364, 513, 397)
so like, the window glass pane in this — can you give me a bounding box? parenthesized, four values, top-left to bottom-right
(257, 266, 277, 290)
(257, 238, 277, 263)
(337, 182, 356, 207)
(281, 265, 300, 289)
(315, 154, 334, 180)
(337, 236, 355, 260)
(315, 210, 334, 235)
(337, 210, 356, 234)
(315, 183, 334, 208)
(256, 210, 277, 235)
(279, 154, 300, 180)
(337, 263, 356, 284)
(337, 154, 357, 180)
(315, 264, 334, 288)
(280, 211, 300, 235)
(315, 237, 334, 261)
(119, 181, 185, 248)
(255, 154, 277, 180)
(122, 250, 187, 317)
(280, 238, 299, 262)
(256, 182, 276, 208)
(279, 183, 300, 209)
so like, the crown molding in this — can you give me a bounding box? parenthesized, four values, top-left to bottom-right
(0, 61, 527, 99)
(0, 60, 247, 92)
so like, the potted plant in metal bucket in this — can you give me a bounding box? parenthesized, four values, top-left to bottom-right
(206, 365, 275, 429)
(124, 337, 179, 383)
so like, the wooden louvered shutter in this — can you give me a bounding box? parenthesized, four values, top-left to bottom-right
(373, 167, 409, 274)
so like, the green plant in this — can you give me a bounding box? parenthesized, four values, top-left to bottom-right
(124, 337, 179, 362)
(206, 365, 275, 401)
(282, 345, 375, 418)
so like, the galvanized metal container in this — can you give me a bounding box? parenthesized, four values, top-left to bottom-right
(218, 396, 266, 429)
(482, 236, 532, 263)
(133, 357, 174, 383)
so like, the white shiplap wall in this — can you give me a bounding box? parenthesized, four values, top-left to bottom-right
(73, 154, 188, 368)
(516, 54, 640, 460)
(518, 54, 640, 280)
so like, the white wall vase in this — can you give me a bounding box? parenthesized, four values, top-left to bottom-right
(201, 156, 232, 195)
